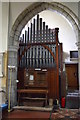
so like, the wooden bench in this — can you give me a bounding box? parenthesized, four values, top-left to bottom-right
(17, 89, 48, 106)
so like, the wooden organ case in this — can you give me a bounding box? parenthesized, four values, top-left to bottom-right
(17, 14, 63, 106)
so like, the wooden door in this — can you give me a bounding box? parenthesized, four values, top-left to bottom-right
(65, 64, 78, 90)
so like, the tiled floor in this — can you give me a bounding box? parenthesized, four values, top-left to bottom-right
(51, 108, 80, 119)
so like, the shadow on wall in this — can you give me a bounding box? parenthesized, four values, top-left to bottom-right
(63, 52, 70, 62)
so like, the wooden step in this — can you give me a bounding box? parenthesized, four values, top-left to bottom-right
(22, 97, 47, 100)
(13, 105, 53, 112)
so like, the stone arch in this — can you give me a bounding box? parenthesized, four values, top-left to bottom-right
(8, 2, 80, 107)
(9, 2, 80, 47)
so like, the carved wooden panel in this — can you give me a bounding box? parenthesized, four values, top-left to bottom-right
(24, 69, 48, 88)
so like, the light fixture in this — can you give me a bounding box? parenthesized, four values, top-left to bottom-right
(8, 65, 16, 69)
(16, 80, 19, 83)
(35, 68, 41, 71)
(42, 69, 47, 72)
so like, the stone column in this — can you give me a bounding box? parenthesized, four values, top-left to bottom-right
(77, 41, 80, 111)
(8, 44, 19, 108)
(78, 42, 80, 91)
(77, 31, 80, 109)
(78, 1, 80, 92)
(77, 1, 80, 112)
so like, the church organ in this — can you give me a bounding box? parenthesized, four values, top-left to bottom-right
(17, 14, 63, 106)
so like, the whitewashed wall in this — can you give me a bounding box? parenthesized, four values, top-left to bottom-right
(0, 2, 2, 52)
(2, 2, 9, 52)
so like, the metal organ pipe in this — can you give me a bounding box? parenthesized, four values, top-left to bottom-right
(25, 30, 27, 44)
(43, 22, 45, 42)
(40, 18, 42, 42)
(22, 34, 24, 43)
(27, 27, 29, 43)
(19, 14, 60, 68)
(30, 23, 32, 43)
(40, 18, 42, 67)
(37, 14, 39, 42)
(33, 19, 35, 43)
(43, 22, 45, 67)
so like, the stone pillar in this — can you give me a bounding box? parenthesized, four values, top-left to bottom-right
(8, 44, 19, 108)
(78, 42, 80, 91)
(78, 2, 80, 92)
(77, 1, 80, 111)
(77, 41, 80, 111)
